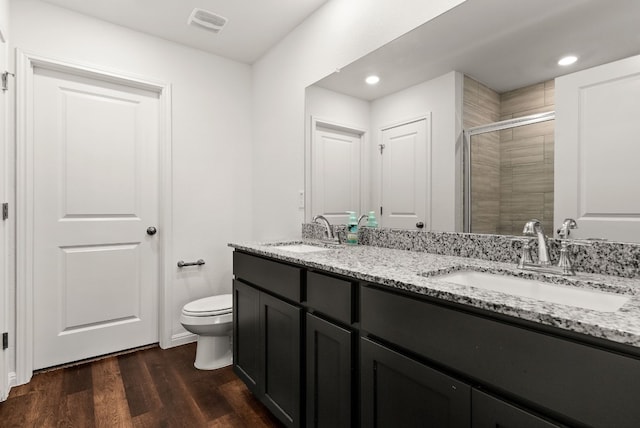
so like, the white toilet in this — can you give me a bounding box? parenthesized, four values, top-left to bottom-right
(180, 294, 233, 370)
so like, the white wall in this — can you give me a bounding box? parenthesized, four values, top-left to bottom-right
(305, 86, 370, 131)
(252, 0, 467, 240)
(7, 0, 253, 378)
(371, 71, 463, 231)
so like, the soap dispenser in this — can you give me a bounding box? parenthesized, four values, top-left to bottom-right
(367, 211, 378, 228)
(346, 211, 358, 245)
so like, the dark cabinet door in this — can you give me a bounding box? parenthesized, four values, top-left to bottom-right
(361, 338, 471, 428)
(260, 292, 302, 428)
(306, 313, 354, 428)
(472, 389, 564, 428)
(233, 279, 261, 392)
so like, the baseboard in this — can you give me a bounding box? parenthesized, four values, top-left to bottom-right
(2, 371, 17, 400)
(166, 331, 196, 349)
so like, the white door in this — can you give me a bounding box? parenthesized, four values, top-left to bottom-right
(312, 124, 362, 225)
(555, 54, 640, 242)
(32, 66, 159, 369)
(0, 25, 7, 401)
(380, 119, 429, 230)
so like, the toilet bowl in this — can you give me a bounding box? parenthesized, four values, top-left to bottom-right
(180, 294, 233, 370)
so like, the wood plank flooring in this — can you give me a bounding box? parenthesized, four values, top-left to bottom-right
(0, 343, 283, 427)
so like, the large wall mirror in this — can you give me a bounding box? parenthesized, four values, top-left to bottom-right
(304, 0, 640, 242)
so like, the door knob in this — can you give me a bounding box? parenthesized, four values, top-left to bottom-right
(416, 222, 424, 229)
(146, 226, 157, 236)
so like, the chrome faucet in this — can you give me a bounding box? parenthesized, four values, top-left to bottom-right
(522, 219, 551, 266)
(312, 215, 338, 242)
(357, 214, 368, 228)
(557, 218, 577, 239)
(517, 218, 581, 276)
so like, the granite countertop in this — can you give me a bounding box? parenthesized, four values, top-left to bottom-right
(229, 240, 640, 349)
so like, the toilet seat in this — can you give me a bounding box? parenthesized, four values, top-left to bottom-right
(182, 294, 232, 317)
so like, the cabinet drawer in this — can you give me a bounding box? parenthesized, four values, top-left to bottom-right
(233, 252, 302, 302)
(361, 285, 640, 428)
(306, 271, 354, 325)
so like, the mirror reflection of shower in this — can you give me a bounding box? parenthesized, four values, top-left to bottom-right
(463, 76, 555, 236)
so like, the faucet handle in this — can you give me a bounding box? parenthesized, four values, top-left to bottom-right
(558, 239, 581, 275)
(557, 218, 577, 239)
(511, 237, 536, 267)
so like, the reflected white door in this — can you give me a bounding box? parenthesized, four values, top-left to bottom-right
(32, 66, 159, 369)
(312, 124, 362, 225)
(555, 54, 640, 242)
(380, 118, 429, 229)
(0, 27, 7, 400)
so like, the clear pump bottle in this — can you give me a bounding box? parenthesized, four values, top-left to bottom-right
(346, 211, 358, 245)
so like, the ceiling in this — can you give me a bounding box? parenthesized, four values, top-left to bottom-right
(39, 0, 328, 64)
(314, 0, 640, 100)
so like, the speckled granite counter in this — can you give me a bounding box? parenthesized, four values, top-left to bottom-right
(229, 240, 640, 349)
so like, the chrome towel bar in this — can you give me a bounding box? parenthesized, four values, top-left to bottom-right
(177, 259, 205, 268)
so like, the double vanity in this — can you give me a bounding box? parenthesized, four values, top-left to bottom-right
(229, 235, 640, 427)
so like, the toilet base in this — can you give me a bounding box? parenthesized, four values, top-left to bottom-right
(194, 334, 232, 370)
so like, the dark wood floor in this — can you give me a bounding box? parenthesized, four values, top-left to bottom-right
(0, 343, 283, 427)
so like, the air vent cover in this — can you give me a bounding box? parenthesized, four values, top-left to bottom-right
(188, 8, 228, 34)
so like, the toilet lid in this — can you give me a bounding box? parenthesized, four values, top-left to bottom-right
(183, 294, 232, 316)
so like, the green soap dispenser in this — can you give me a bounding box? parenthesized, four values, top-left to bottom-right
(346, 211, 358, 245)
(367, 211, 378, 228)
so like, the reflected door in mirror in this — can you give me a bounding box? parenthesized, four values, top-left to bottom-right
(311, 123, 363, 225)
(555, 54, 640, 243)
(380, 118, 429, 230)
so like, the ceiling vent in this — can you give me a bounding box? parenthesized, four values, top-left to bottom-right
(188, 8, 228, 34)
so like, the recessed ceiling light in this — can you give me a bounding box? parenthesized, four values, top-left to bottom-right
(558, 55, 578, 66)
(365, 75, 380, 85)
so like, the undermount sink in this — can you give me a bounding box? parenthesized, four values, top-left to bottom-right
(271, 243, 332, 253)
(435, 270, 630, 312)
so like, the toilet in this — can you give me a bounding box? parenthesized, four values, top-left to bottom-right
(180, 294, 233, 370)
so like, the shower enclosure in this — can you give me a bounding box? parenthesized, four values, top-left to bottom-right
(464, 111, 555, 236)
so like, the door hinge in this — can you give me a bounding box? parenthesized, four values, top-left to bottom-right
(2, 203, 7, 220)
(1, 71, 14, 92)
(2, 332, 7, 350)
(378, 143, 385, 154)
(380, 206, 383, 216)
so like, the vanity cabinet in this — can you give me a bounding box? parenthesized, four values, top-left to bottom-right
(306, 313, 354, 428)
(360, 284, 640, 428)
(305, 271, 357, 428)
(232, 250, 640, 428)
(232, 252, 303, 428)
(361, 337, 471, 427)
(472, 389, 564, 428)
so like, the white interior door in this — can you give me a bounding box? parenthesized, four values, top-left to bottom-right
(380, 118, 429, 230)
(311, 124, 362, 225)
(0, 25, 7, 401)
(32, 66, 160, 369)
(555, 54, 640, 242)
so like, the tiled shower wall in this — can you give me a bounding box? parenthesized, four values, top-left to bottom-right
(464, 77, 555, 236)
(499, 81, 555, 235)
(463, 76, 500, 233)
